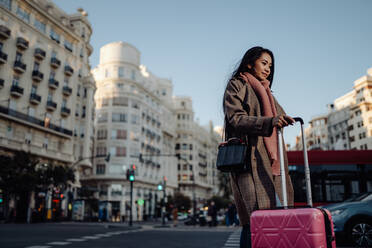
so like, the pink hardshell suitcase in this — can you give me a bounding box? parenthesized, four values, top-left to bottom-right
(250, 117, 336, 248)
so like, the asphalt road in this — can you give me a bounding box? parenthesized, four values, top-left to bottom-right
(0, 223, 235, 248)
(0, 222, 356, 248)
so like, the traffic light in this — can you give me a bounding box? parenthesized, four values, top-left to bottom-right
(126, 165, 135, 182)
(157, 184, 163, 191)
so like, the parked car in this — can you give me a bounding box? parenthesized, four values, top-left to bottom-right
(322, 192, 372, 247)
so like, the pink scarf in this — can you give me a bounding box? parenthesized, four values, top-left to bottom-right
(240, 72, 280, 176)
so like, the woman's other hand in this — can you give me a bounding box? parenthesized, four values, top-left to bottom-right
(272, 115, 295, 128)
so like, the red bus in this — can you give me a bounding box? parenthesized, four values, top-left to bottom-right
(287, 150, 372, 206)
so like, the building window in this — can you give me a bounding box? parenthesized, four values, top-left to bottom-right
(77, 85, 81, 96)
(113, 97, 128, 106)
(96, 146, 107, 156)
(118, 67, 124, 78)
(97, 112, 108, 123)
(189, 144, 193, 150)
(34, 18, 46, 33)
(105, 69, 109, 78)
(31, 85, 37, 94)
(15, 52, 22, 62)
(112, 113, 127, 122)
(175, 144, 180, 150)
(16, 6, 30, 23)
(97, 129, 107, 140)
(81, 27, 86, 38)
(131, 70, 136, 81)
(83, 88, 87, 98)
(82, 106, 86, 118)
(50, 28, 60, 43)
(64, 39, 73, 52)
(102, 98, 109, 106)
(116, 147, 126, 157)
(131, 114, 139, 125)
(80, 47, 84, 58)
(111, 129, 127, 139)
(96, 164, 105, 175)
(12, 75, 20, 86)
(0, 0, 11, 10)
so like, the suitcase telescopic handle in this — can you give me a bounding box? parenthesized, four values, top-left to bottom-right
(278, 117, 313, 208)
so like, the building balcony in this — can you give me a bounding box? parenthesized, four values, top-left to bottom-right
(0, 25, 11, 39)
(10, 85, 24, 97)
(16, 37, 29, 50)
(62, 85, 72, 96)
(50, 57, 61, 68)
(34, 48, 46, 60)
(32, 70, 44, 82)
(13, 61, 27, 73)
(0, 51, 8, 64)
(29, 93, 41, 105)
(46, 100, 57, 111)
(0, 105, 72, 136)
(48, 78, 59, 89)
(61, 107, 71, 117)
(64, 65, 74, 76)
(0, 79, 4, 89)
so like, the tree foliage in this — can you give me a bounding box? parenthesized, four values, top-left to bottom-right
(167, 192, 191, 211)
(0, 151, 75, 195)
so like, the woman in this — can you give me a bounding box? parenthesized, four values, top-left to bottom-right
(223, 46, 295, 248)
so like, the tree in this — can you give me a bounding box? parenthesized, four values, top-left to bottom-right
(0, 151, 75, 222)
(218, 171, 232, 199)
(167, 192, 191, 212)
(207, 195, 230, 211)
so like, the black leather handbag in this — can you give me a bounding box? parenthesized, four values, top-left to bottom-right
(216, 137, 249, 172)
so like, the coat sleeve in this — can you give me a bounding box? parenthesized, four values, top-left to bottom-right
(224, 79, 274, 137)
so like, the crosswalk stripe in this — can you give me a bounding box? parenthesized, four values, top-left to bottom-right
(47, 241, 71, 245)
(82, 236, 100, 240)
(66, 238, 86, 242)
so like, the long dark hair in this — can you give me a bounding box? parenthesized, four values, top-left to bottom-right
(223, 46, 275, 114)
(230, 46, 275, 88)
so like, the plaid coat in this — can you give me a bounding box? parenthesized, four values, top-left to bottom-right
(223, 78, 294, 226)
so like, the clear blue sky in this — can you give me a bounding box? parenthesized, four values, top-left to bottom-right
(57, 0, 372, 146)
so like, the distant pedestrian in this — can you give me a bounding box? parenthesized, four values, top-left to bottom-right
(223, 46, 295, 247)
(207, 201, 217, 227)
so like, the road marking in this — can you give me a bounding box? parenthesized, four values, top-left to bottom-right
(66, 238, 86, 242)
(82, 236, 100, 239)
(222, 230, 241, 248)
(47, 241, 71, 245)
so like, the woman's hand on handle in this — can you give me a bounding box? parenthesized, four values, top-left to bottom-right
(272, 115, 295, 128)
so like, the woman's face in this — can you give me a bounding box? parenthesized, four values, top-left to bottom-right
(249, 52, 272, 81)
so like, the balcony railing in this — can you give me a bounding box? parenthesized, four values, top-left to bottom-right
(46, 100, 57, 111)
(0, 105, 72, 136)
(50, 57, 61, 68)
(61, 107, 71, 116)
(0, 79, 4, 88)
(34, 48, 46, 60)
(13, 61, 27, 73)
(32, 70, 44, 82)
(16, 37, 29, 50)
(29, 93, 41, 104)
(62, 85, 72, 96)
(64, 65, 74, 76)
(10, 85, 24, 97)
(0, 25, 11, 39)
(48, 78, 59, 89)
(0, 51, 7, 64)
